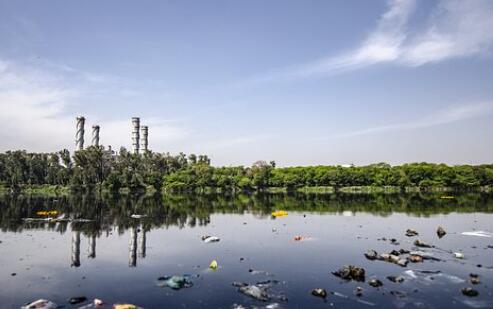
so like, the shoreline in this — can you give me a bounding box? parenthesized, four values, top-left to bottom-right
(1, 184, 492, 196)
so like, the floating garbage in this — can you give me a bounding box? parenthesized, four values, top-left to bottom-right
(21, 299, 57, 309)
(354, 287, 363, 297)
(454, 252, 465, 259)
(209, 260, 218, 270)
(78, 299, 104, 309)
(68, 296, 87, 304)
(406, 229, 419, 237)
(441, 196, 455, 199)
(157, 275, 193, 290)
(130, 214, 147, 219)
(368, 279, 383, 287)
(271, 210, 288, 218)
(414, 239, 432, 248)
(234, 282, 270, 301)
(437, 226, 447, 238)
(293, 236, 310, 241)
(332, 265, 365, 282)
(202, 235, 220, 243)
(470, 274, 480, 285)
(311, 288, 327, 298)
(462, 287, 479, 297)
(113, 304, 143, 309)
(364, 250, 378, 260)
(387, 276, 405, 283)
(461, 231, 493, 238)
(36, 210, 58, 216)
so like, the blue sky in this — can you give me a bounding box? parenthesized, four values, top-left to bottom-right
(0, 0, 492, 166)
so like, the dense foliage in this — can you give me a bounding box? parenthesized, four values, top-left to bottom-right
(1, 147, 493, 193)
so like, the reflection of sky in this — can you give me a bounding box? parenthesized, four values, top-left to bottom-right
(1, 212, 493, 308)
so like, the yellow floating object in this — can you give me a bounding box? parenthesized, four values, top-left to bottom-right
(440, 196, 455, 199)
(36, 210, 58, 216)
(114, 304, 140, 309)
(209, 259, 218, 270)
(271, 210, 288, 217)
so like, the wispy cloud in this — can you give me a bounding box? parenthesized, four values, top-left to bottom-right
(0, 58, 188, 152)
(250, 0, 493, 83)
(329, 102, 493, 138)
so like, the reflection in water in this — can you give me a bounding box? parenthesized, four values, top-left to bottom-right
(129, 226, 137, 267)
(71, 230, 81, 267)
(88, 235, 96, 259)
(1, 192, 493, 269)
(1, 192, 493, 308)
(139, 228, 146, 258)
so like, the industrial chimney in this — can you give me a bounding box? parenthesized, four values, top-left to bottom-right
(141, 126, 148, 153)
(92, 125, 100, 147)
(75, 116, 85, 150)
(131, 117, 140, 154)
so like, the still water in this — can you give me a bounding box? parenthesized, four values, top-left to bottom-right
(0, 193, 492, 308)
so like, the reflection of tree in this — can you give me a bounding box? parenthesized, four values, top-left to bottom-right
(0, 192, 493, 235)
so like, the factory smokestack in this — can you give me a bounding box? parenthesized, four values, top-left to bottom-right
(75, 116, 85, 150)
(92, 125, 100, 147)
(141, 126, 148, 153)
(131, 117, 140, 154)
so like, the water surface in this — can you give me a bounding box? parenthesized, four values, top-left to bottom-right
(1, 193, 492, 308)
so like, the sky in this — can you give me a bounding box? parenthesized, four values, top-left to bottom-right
(0, 0, 493, 166)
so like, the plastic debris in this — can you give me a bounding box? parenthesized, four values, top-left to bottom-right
(354, 287, 363, 297)
(332, 265, 365, 282)
(113, 304, 142, 309)
(470, 274, 480, 285)
(461, 231, 493, 238)
(414, 239, 432, 248)
(364, 250, 378, 260)
(409, 254, 423, 263)
(462, 287, 479, 297)
(68, 296, 87, 304)
(293, 236, 309, 241)
(157, 275, 193, 290)
(234, 283, 269, 301)
(436, 226, 447, 238)
(36, 210, 58, 216)
(130, 214, 146, 219)
(21, 299, 57, 309)
(271, 210, 288, 218)
(405, 229, 419, 237)
(209, 260, 218, 270)
(441, 196, 455, 199)
(202, 235, 220, 243)
(454, 252, 465, 259)
(78, 298, 104, 309)
(387, 276, 405, 283)
(311, 288, 327, 298)
(368, 279, 383, 287)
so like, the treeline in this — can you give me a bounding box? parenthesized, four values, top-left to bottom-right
(1, 147, 493, 193)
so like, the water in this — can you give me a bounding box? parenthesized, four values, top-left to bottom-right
(1, 193, 493, 308)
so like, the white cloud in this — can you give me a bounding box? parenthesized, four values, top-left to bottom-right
(0, 58, 188, 152)
(330, 102, 493, 138)
(251, 0, 493, 82)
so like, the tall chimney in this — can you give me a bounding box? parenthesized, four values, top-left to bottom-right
(131, 117, 140, 154)
(92, 125, 100, 147)
(141, 126, 148, 153)
(75, 116, 85, 150)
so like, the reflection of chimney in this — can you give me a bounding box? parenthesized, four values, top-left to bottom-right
(141, 126, 148, 153)
(92, 125, 100, 147)
(71, 230, 81, 267)
(138, 228, 146, 258)
(131, 117, 140, 154)
(75, 116, 85, 150)
(129, 227, 137, 267)
(88, 235, 96, 259)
